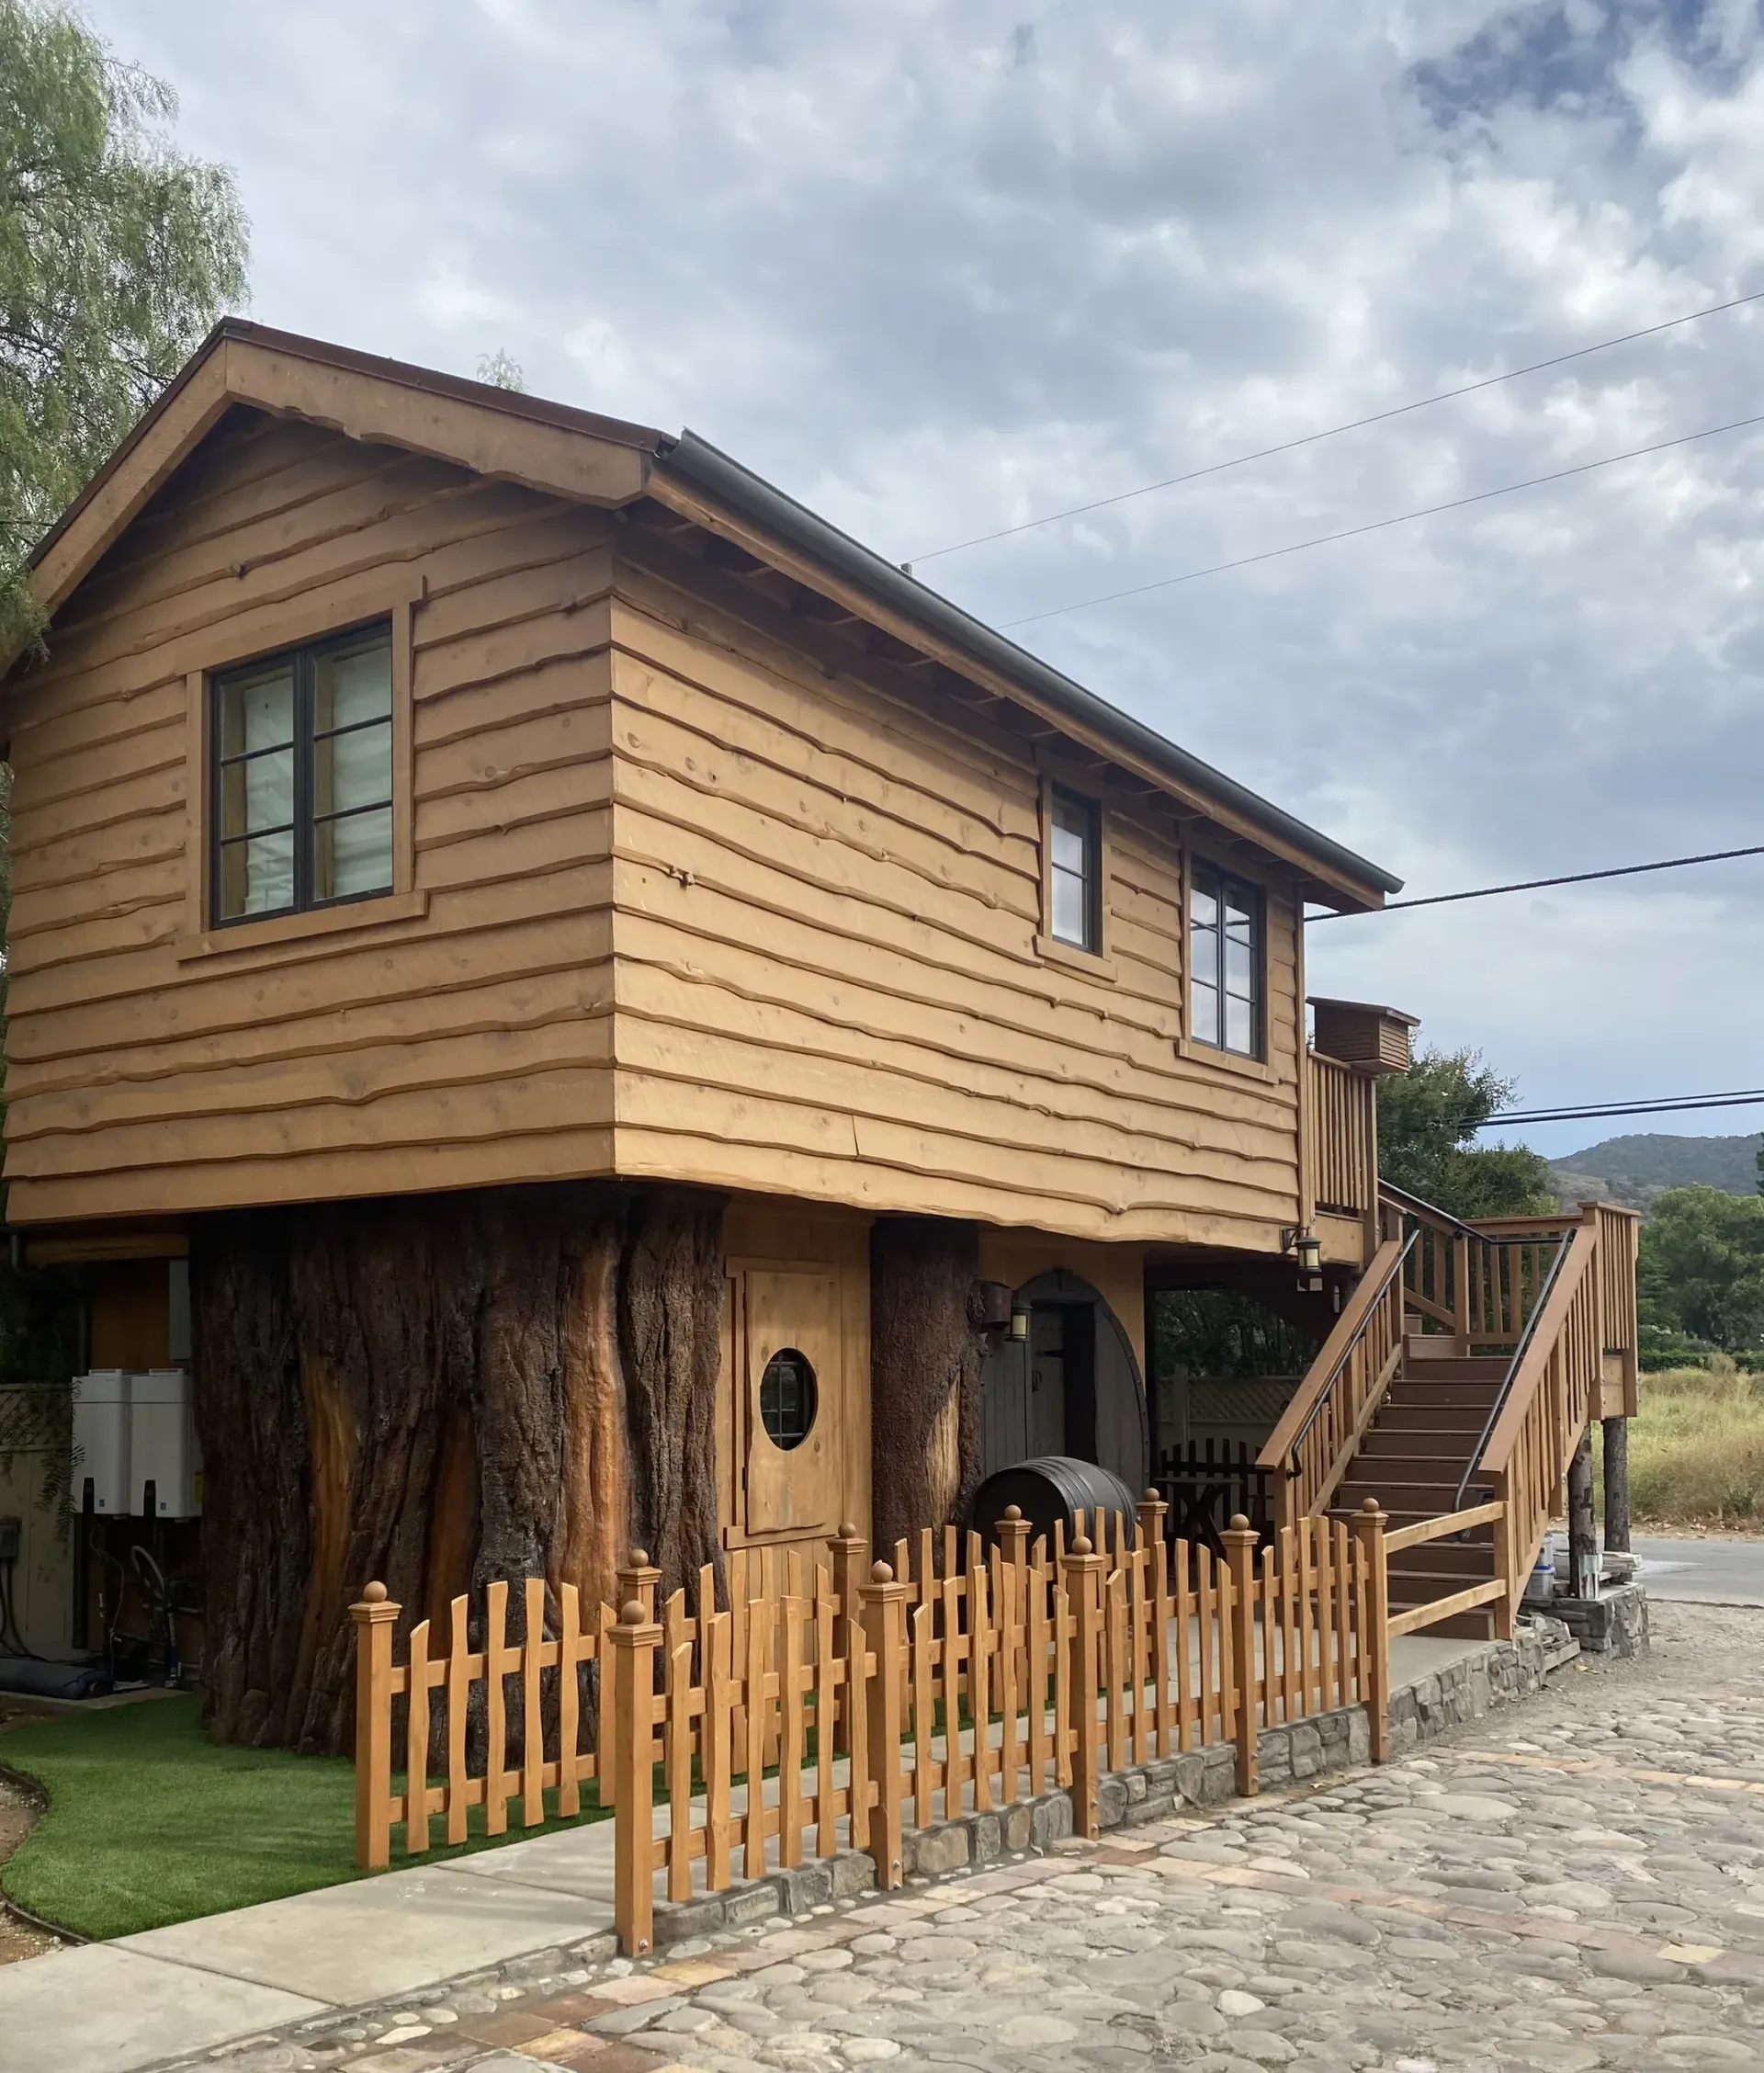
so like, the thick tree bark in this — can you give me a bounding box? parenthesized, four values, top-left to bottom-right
(190, 1213, 310, 1748)
(1601, 1416, 1631, 1555)
(869, 1216, 989, 1559)
(620, 1188, 726, 1613)
(190, 1180, 719, 1754)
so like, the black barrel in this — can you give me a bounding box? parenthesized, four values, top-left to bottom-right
(969, 1456, 1139, 1551)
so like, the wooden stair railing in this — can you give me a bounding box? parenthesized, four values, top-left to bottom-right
(1258, 1231, 1414, 1535)
(1476, 1206, 1615, 1638)
(1377, 1181, 1576, 1350)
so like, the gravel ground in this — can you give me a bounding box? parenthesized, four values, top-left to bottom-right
(130, 1600, 1764, 2071)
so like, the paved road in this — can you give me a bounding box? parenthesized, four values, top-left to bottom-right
(1634, 1533, 1764, 1607)
(142, 1598, 1764, 2073)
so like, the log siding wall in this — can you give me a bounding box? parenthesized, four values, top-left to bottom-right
(5, 412, 1308, 1248)
(5, 409, 620, 1223)
(605, 554, 1306, 1249)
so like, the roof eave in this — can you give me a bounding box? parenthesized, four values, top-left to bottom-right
(650, 430, 1403, 908)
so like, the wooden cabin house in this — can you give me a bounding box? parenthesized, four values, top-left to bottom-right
(1, 325, 1633, 1750)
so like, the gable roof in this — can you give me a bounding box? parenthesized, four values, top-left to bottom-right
(12, 318, 1401, 908)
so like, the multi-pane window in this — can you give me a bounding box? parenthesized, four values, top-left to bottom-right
(212, 622, 394, 923)
(1189, 864, 1261, 1057)
(1048, 787, 1101, 953)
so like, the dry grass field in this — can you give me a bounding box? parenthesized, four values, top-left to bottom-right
(1620, 1358, 1764, 1529)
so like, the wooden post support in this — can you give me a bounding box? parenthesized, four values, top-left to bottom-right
(610, 1596, 661, 1958)
(1601, 1418, 1631, 1557)
(617, 1548, 663, 1623)
(826, 1522, 867, 1757)
(1221, 1516, 1260, 1798)
(1453, 1231, 1472, 1346)
(1136, 1487, 1168, 1552)
(1490, 1476, 1517, 1642)
(1352, 1500, 1391, 1764)
(1566, 1426, 1598, 1599)
(858, 1560, 910, 1887)
(1060, 1534, 1106, 1839)
(350, 1581, 399, 1870)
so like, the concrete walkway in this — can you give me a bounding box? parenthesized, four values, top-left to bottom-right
(0, 1627, 1496, 2073)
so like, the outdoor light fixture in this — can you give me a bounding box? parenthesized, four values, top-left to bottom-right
(1010, 1303, 1030, 1342)
(1281, 1225, 1325, 1294)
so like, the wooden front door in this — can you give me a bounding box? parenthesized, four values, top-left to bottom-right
(737, 1266, 842, 1538)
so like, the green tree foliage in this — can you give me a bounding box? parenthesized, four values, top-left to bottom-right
(1639, 1186, 1764, 1354)
(2, 0, 249, 653)
(1153, 1290, 1319, 1381)
(1374, 1044, 1557, 1220)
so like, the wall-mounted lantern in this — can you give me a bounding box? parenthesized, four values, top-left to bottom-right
(1281, 1225, 1325, 1294)
(1010, 1302, 1030, 1342)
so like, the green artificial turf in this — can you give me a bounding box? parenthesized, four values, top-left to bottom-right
(0, 1694, 610, 1941)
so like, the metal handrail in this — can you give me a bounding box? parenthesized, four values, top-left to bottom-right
(1451, 1222, 1578, 1515)
(1287, 1227, 1418, 1470)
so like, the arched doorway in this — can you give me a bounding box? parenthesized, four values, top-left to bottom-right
(979, 1268, 1148, 1491)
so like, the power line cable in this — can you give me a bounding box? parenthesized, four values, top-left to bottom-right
(997, 408, 1764, 628)
(1476, 1088, 1764, 1128)
(910, 285, 1764, 566)
(1307, 843, 1764, 921)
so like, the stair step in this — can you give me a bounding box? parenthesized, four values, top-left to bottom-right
(1373, 1409, 1489, 1433)
(1405, 1357, 1510, 1381)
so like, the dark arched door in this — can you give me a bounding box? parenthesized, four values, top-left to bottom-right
(979, 1269, 1148, 1490)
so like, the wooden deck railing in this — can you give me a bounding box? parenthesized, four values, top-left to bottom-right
(1306, 1051, 1377, 1221)
(352, 1500, 1393, 1954)
(1378, 1182, 1574, 1347)
(1257, 1232, 1412, 1532)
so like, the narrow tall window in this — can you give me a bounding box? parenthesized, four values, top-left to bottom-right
(1189, 864, 1261, 1057)
(1048, 787, 1101, 952)
(212, 622, 394, 923)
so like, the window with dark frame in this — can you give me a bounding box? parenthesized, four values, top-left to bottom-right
(211, 621, 394, 924)
(1048, 786, 1101, 953)
(1189, 863, 1262, 1058)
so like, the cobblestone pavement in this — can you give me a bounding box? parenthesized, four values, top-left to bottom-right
(173, 1602, 1764, 2073)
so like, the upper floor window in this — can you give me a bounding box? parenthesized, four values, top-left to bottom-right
(211, 621, 394, 923)
(1048, 786, 1101, 953)
(1190, 864, 1261, 1057)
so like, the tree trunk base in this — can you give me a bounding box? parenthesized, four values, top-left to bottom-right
(190, 1180, 722, 1754)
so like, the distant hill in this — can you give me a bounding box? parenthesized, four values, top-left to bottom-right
(1548, 1131, 1762, 1216)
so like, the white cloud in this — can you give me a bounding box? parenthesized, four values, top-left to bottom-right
(82, 0, 1764, 1160)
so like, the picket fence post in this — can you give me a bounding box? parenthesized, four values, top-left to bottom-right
(859, 1559, 910, 1887)
(1353, 1499, 1391, 1762)
(350, 1581, 398, 1871)
(1222, 1518, 1260, 1798)
(827, 1522, 868, 1757)
(611, 1592, 661, 1958)
(1060, 1534, 1105, 1839)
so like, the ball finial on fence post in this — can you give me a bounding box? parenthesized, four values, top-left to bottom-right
(362, 1580, 388, 1604)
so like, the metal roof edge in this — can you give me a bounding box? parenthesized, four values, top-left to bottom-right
(658, 429, 1403, 901)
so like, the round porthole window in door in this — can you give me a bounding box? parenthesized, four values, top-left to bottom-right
(759, 1348, 818, 1450)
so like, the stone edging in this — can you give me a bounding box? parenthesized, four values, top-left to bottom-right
(651, 1612, 1584, 1944)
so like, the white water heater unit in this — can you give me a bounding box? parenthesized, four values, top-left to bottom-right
(130, 1369, 201, 1519)
(70, 1371, 132, 1515)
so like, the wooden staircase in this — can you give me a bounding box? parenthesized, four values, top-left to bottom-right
(1331, 1341, 1505, 1632)
(1260, 1187, 1642, 1643)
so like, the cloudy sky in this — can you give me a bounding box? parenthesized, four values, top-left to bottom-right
(87, 0, 1764, 1161)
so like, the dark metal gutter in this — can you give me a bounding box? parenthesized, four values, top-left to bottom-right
(657, 431, 1404, 904)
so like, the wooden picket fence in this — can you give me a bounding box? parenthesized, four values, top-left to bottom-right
(351, 1495, 1394, 1955)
